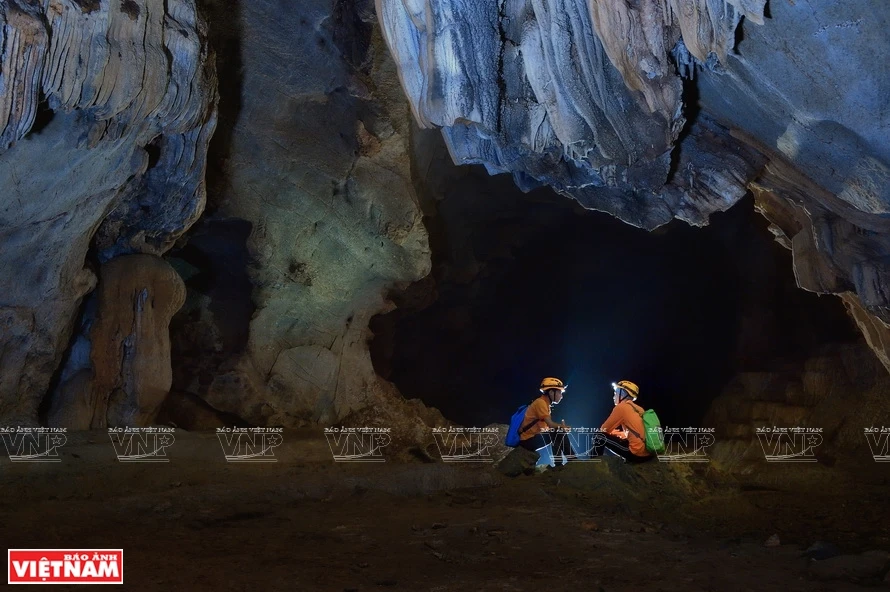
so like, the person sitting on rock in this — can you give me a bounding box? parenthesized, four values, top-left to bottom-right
(598, 380, 653, 463)
(518, 377, 576, 468)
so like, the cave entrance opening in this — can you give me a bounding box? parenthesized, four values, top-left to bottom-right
(370, 167, 859, 430)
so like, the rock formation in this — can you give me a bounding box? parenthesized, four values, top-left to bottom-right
(1, 0, 887, 435)
(0, 0, 217, 425)
(48, 255, 186, 428)
(163, 0, 444, 442)
(704, 340, 890, 472)
(376, 0, 890, 372)
(1, 0, 448, 441)
(375, 0, 766, 220)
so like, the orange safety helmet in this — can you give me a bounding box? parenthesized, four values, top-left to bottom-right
(612, 380, 639, 399)
(539, 377, 567, 393)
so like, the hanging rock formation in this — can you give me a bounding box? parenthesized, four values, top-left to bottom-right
(375, 0, 767, 223)
(376, 0, 890, 372)
(0, 0, 217, 425)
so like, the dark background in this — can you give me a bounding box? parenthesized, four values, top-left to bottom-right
(371, 169, 860, 430)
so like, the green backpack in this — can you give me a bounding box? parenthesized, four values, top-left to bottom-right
(630, 403, 665, 454)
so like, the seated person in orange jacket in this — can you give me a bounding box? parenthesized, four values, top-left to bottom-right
(518, 377, 576, 467)
(597, 380, 653, 463)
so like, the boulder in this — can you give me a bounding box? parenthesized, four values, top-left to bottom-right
(497, 446, 541, 477)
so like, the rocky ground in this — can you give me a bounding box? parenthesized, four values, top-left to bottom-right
(2, 430, 889, 591)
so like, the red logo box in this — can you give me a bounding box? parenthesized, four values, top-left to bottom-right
(8, 550, 123, 584)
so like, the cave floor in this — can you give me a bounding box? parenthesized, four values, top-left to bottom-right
(2, 431, 888, 591)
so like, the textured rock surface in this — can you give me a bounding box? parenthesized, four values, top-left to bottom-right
(747, 160, 890, 368)
(704, 0, 890, 345)
(167, 0, 434, 431)
(377, 0, 890, 371)
(0, 0, 217, 425)
(704, 341, 890, 474)
(496, 446, 540, 477)
(47, 255, 186, 428)
(841, 293, 890, 375)
(376, 0, 766, 225)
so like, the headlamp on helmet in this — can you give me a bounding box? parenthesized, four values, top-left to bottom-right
(613, 379, 639, 400)
(540, 377, 566, 393)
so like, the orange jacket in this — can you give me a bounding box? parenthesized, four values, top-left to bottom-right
(601, 399, 650, 457)
(519, 397, 551, 441)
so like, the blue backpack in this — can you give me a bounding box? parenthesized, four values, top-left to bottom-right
(505, 400, 540, 447)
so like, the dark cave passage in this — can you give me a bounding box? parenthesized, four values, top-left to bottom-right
(371, 172, 860, 430)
